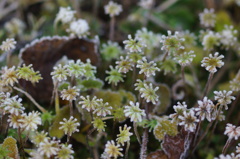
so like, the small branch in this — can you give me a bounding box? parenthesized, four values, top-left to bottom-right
(13, 86, 46, 113)
(125, 141, 130, 159)
(133, 122, 141, 144)
(162, 51, 169, 62)
(140, 101, 149, 159)
(181, 66, 185, 85)
(69, 101, 73, 116)
(202, 73, 214, 98)
(222, 138, 231, 155)
(155, 0, 178, 13)
(146, 14, 175, 31)
(227, 92, 240, 122)
(18, 128, 26, 159)
(109, 16, 115, 41)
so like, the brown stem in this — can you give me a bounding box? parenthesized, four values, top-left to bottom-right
(181, 66, 185, 85)
(133, 122, 141, 144)
(140, 101, 149, 159)
(140, 128, 148, 159)
(6, 51, 11, 67)
(202, 73, 214, 98)
(18, 128, 26, 159)
(13, 87, 46, 113)
(222, 138, 231, 155)
(193, 120, 201, 146)
(162, 51, 169, 62)
(69, 101, 73, 116)
(227, 92, 240, 122)
(109, 16, 115, 41)
(192, 120, 213, 153)
(205, 104, 222, 148)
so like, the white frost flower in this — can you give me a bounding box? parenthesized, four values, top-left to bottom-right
(38, 139, 60, 157)
(220, 25, 238, 49)
(214, 90, 236, 110)
(124, 101, 146, 122)
(202, 31, 220, 50)
(123, 34, 146, 53)
(179, 109, 199, 132)
(3, 95, 24, 115)
(224, 123, 240, 140)
(0, 38, 17, 51)
(67, 19, 89, 38)
(19, 111, 42, 131)
(199, 8, 216, 27)
(169, 101, 187, 123)
(136, 57, 160, 77)
(195, 97, 214, 121)
(104, 1, 123, 17)
(201, 52, 224, 73)
(59, 116, 80, 136)
(104, 140, 123, 159)
(61, 86, 80, 101)
(55, 7, 76, 24)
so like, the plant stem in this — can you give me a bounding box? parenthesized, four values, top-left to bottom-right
(180, 131, 191, 159)
(132, 63, 137, 90)
(181, 66, 185, 85)
(125, 141, 130, 159)
(109, 16, 115, 41)
(133, 122, 141, 144)
(69, 101, 73, 116)
(192, 120, 213, 153)
(193, 120, 201, 146)
(53, 82, 60, 115)
(13, 86, 46, 113)
(18, 128, 26, 159)
(227, 92, 240, 121)
(205, 104, 222, 148)
(222, 138, 231, 155)
(162, 51, 169, 62)
(140, 128, 148, 159)
(202, 72, 214, 98)
(140, 101, 149, 159)
(6, 51, 11, 67)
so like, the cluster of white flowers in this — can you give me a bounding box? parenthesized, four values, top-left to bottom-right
(160, 30, 185, 54)
(4, 18, 26, 37)
(51, 59, 96, 82)
(67, 19, 89, 38)
(0, 38, 17, 52)
(59, 116, 80, 136)
(195, 97, 215, 122)
(55, 7, 89, 38)
(102, 140, 123, 159)
(202, 31, 220, 50)
(199, 8, 216, 27)
(124, 101, 146, 122)
(224, 123, 240, 140)
(136, 57, 160, 77)
(174, 50, 196, 67)
(179, 109, 199, 132)
(169, 101, 188, 122)
(55, 7, 76, 24)
(201, 52, 224, 73)
(139, 83, 159, 104)
(123, 34, 146, 53)
(104, 1, 123, 17)
(214, 90, 236, 110)
(220, 25, 238, 49)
